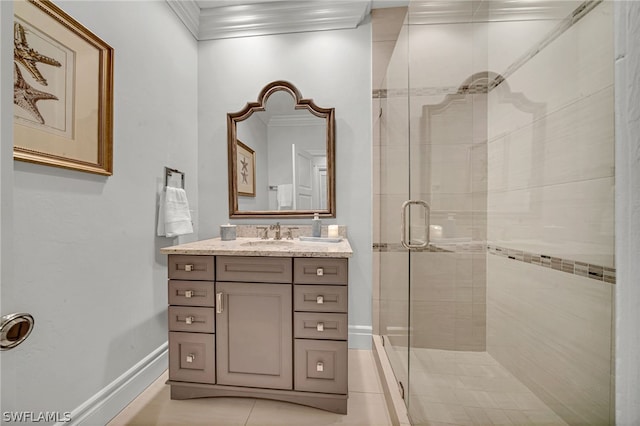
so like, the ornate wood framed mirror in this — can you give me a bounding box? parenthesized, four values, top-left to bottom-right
(227, 81, 335, 218)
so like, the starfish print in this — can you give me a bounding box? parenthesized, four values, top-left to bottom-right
(14, 22, 61, 86)
(239, 156, 250, 183)
(14, 63, 58, 125)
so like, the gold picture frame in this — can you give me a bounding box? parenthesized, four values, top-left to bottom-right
(236, 140, 255, 197)
(13, 0, 114, 175)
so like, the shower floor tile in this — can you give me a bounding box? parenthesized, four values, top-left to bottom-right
(403, 348, 568, 425)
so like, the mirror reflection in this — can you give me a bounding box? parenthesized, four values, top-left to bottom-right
(228, 81, 335, 218)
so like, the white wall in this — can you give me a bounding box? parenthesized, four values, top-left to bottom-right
(0, 0, 15, 411)
(614, 2, 640, 424)
(2, 0, 198, 420)
(198, 22, 373, 348)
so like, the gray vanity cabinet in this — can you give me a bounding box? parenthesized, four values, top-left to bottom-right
(166, 253, 349, 414)
(215, 281, 293, 389)
(215, 256, 293, 389)
(167, 255, 216, 385)
(293, 258, 348, 395)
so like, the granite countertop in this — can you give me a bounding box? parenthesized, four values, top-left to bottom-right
(160, 237, 353, 258)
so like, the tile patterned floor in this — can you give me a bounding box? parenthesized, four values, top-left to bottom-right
(107, 349, 392, 426)
(401, 348, 568, 426)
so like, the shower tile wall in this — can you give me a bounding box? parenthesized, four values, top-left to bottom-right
(487, 2, 614, 267)
(486, 1, 614, 425)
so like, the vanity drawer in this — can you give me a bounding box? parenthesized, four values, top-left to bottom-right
(169, 332, 215, 384)
(216, 256, 292, 283)
(294, 339, 347, 394)
(293, 258, 348, 285)
(168, 255, 215, 281)
(294, 285, 348, 313)
(294, 312, 348, 340)
(168, 306, 215, 333)
(168, 281, 215, 307)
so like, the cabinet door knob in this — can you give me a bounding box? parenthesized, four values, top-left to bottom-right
(184, 290, 194, 298)
(316, 361, 324, 372)
(316, 267, 324, 276)
(316, 295, 324, 304)
(316, 322, 324, 332)
(186, 353, 196, 363)
(185, 264, 194, 272)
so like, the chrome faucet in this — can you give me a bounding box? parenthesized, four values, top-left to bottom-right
(256, 226, 269, 239)
(270, 222, 281, 240)
(284, 227, 298, 240)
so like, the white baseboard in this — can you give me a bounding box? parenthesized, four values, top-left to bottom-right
(349, 324, 372, 349)
(57, 343, 168, 426)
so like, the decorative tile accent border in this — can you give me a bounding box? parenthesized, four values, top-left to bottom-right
(373, 242, 484, 254)
(372, 242, 616, 284)
(487, 245, 616, 285)
(373, 242, 450, 253)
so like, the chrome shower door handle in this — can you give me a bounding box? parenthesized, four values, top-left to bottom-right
(400, 200, 431, 250)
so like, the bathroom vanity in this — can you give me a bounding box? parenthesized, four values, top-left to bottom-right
(160, 237, 352, 414)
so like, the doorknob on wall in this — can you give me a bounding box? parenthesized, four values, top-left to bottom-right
(1, 313, 34, 350)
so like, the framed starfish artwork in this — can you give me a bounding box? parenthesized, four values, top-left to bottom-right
(13, 0, 114, 175)
(236, 140, 255, 197)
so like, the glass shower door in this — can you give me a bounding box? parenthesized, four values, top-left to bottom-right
(377, 13, 411, 401)
(402, 3, 489, 422)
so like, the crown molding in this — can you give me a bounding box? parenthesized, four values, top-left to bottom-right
(166, 0, 373, 41)
(166, 0, 201, 39)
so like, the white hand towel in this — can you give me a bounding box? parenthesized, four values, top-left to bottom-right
(277, 184, 293, 209)
(157, 187, 193, 237)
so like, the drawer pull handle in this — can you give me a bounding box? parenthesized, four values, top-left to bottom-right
(186, 353, 196, 363)
(185, 264, 194, 272)
(185, 316, 194, 325)
(316, 295, 324, 304)
(184, 290, 194, 298)
(216, 292, 224, 314)
(317, 322, 324, 332)
(316, 362, 324, 372)
(316, 267, 324, 276)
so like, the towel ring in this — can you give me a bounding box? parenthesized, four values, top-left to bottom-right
(165, 167, 185, 189)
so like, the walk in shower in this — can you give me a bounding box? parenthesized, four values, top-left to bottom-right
(374, 1, 615, 424)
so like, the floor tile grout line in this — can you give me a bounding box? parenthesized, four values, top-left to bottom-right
(243, 399, 257, 426)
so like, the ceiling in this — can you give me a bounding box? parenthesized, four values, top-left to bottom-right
(166, 0, 408, 40)
(167, 0, 583, 41)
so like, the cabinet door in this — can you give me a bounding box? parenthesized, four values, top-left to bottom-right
(216, 282, 292, 389)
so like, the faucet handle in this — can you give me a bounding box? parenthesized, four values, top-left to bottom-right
(269, 222, 282, 239)
(256, 226, 269, 239)
(284, 227, 298, 240)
